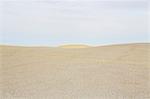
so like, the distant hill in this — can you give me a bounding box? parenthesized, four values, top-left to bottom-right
(58, 44, 91, 48)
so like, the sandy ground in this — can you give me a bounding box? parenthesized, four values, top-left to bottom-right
(0, 43, 150, 99)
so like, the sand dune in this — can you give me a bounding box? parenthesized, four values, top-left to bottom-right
(0, 43, 150, 99)
(59, 44, 91, 49)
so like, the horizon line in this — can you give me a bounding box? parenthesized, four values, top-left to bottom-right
(0, 42, 149, 48)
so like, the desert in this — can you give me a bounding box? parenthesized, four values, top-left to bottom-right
(0, 43, 150, 99)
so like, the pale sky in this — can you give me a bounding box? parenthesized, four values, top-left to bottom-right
(0, 0, 149, 46)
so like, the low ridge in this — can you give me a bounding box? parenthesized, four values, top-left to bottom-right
(58, 44, 91, 49)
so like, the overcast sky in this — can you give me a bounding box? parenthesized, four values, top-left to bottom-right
(0, 0, 149, 46)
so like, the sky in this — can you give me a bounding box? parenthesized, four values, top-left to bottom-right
(0, 0, 149, 46)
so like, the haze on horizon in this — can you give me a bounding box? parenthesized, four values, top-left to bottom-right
(0, 0, 149, 46)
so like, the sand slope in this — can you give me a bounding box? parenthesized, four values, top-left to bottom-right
(0, 43, 150, 99)
(59, 44, 90, 49)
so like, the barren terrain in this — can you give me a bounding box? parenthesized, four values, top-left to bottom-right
(0, 43, 150, 99)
